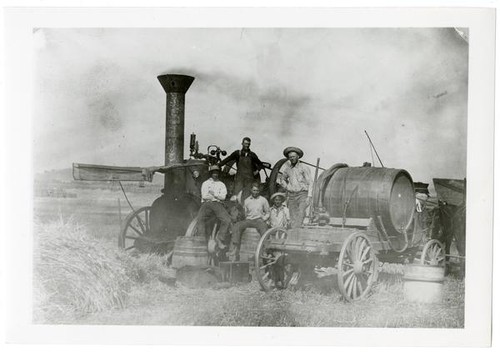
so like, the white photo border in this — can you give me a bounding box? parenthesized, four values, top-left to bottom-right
(3, 7, 495, 347)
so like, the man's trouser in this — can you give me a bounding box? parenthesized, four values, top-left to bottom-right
(231, 218, 268, 245)
(234, 175, 255, 203)
(196, 201, 231, 240)
(287, 191, 309, 228)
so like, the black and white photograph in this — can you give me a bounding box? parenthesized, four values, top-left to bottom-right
(3, 6, 495, 347)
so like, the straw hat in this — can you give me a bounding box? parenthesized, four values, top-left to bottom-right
(270, 192, 286, 202)
(283, 146, 304, 158)
(208, 165, 221, 173)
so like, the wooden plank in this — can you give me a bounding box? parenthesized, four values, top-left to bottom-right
(73, 163, 152, 182)
(329, 217, 372, 227)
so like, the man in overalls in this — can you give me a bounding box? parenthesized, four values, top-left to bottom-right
(219, 137, 264, 203)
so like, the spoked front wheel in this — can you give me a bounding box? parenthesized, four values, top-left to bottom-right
(119, 206, 152, 250)
(420, 239, 445, 266)
(337, 232, 378, 301)
(255, 227, 298, 291)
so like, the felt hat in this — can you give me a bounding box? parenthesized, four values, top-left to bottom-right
(208, 165, 221, 173)
(283, 146, 304, 158)
(270, 192, 286, 202)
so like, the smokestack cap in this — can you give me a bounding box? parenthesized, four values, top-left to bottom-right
(158, 74, 195, 93)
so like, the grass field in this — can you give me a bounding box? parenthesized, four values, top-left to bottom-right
(33, 186, 465, 328)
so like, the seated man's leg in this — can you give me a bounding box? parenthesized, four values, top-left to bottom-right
(212, 202, 232, 242)
(252, 219, 269, 236)
(231, 219, 252, 246)
(228, 219, 252, 261)
(196, 202, 213, 237)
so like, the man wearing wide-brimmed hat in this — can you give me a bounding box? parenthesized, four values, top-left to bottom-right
(269, 192, 290, 228)
(279, 146, 312, 228)
(196, 165, 231, 248)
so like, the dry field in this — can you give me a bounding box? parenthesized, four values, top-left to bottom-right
(33, 186, 465, 328)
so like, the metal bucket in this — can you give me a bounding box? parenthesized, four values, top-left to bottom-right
(239, 228, 261, 263)
(403, 264, 444, 303)
(171, 236, 209, 268)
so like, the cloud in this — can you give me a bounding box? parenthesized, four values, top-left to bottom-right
(33, 28, 468, 186)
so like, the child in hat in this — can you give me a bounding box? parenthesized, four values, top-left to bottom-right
(269, 192, 290, 228)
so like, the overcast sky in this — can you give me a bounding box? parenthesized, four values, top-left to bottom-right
(33, 28, 468, 186)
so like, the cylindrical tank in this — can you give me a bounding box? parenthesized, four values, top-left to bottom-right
(322, 166, 415, 237)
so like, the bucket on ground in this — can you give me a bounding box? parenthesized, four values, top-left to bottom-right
(403, 264, 445, 303)
(171, 236, 209, 268)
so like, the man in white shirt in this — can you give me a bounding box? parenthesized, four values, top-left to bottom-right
(229, 183, 270, 260)
(196, 165, 231, 248)
(279, 146, 313, 228)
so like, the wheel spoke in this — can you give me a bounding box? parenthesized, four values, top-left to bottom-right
(343, 268, 354, 277)
(342, 255, 354, 268)
(360, 245, 370, 262)
(128, 224, 143, 236)
(344, 271, 355, 290)
(347, 275, 356, 298)
(355, 238, 363, 260)
(362, 258, 373, 265)
(358, 271, 369, 287)
(125, 235, 140, 240)
(262, 271, 269, 280)
(350, 239, 358, 262)
(430, 246, 438, 258)
(135, 215, 146, 232)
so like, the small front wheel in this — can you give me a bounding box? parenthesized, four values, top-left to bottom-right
(337, 232, 378, 301)
(255, 227, 296, 291)
(420, 239, 445, 266)
(119, 206, 152, 250)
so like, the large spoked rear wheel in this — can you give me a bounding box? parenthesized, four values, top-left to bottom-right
(255, 227, 298, 291)
(337, 232, 378, 302)
(119, 206, 151, 250)
(268, 158, 289, 196)
(420, 239, 445, 266)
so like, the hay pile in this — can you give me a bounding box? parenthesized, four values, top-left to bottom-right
(34, 218, 133, 322)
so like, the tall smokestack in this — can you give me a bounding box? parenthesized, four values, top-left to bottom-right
(157, 74, 195, 167)
(158, 74, 194, 190)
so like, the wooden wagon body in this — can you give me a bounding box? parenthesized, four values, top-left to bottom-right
(254, 163, 447, 301)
